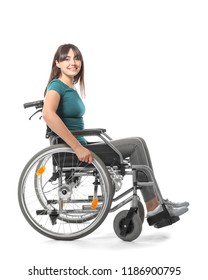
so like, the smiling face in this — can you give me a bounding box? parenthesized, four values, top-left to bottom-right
(56, 48, 82, 81)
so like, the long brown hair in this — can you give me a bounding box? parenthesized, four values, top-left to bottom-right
(45, 44, 85, 97)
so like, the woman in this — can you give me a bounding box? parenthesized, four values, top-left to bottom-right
(42, 43, 189, 222)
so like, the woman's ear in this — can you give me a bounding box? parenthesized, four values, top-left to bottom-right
(55, 60, 60, 68)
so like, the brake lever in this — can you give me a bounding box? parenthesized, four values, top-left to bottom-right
(29, 109, 42, 120)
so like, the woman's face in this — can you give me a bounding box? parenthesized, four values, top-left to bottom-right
(56, 48, 82, 79)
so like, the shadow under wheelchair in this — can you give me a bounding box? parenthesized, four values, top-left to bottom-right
(43, 228, 171, 250)
(82, 231, 171, 248)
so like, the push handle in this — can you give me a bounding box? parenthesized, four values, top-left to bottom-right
(23, 100, 44, 109)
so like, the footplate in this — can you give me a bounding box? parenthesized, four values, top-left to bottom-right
(147, 206, 180, 228)
(154, 216, 179, 228)
(36, 209, 59, 225)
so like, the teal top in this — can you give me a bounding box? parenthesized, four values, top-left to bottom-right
(47, 79, 87, 144)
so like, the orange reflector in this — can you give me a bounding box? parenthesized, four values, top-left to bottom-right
(91, 197, 98, 209)
(36, 166, 46, 176)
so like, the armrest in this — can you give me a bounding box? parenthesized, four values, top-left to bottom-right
(71, 128, 106, 136)
(46, 127, 107, 139)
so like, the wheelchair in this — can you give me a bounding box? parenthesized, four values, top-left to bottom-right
(18, 100, 180, 241)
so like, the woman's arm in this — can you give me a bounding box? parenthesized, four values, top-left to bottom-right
(42, 90, 93, 163)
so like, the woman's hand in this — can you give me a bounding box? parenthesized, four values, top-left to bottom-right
(74, 146, 94, 163)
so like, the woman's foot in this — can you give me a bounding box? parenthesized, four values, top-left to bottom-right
(164, 198, 189, 208)
(147, 204, 188, 218)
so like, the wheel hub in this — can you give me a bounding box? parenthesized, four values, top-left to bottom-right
(58, 184, 73, 202)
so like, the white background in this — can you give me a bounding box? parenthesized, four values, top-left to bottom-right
(1, 0, 208, 279)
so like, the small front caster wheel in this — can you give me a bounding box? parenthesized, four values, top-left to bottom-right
(113, 210, 142, 241)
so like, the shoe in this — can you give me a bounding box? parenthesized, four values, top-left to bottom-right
(147, 204, 188, 218)
(164, 198, 189, 208)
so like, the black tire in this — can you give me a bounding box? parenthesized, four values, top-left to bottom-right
(113, 210, 142, 241)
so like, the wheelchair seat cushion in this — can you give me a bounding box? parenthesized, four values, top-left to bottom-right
(52, 140, 121, 167)
(86, 143, 121, 166)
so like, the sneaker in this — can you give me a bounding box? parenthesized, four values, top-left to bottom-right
(147, 204, 188, 218)
(164, 199, 189, 208)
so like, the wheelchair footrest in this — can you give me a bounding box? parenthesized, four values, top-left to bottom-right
(147, 209, 180, 228)
(154, 216, 180, 228)
(36, 210, 48, 215)
(36, 209, 59, 225)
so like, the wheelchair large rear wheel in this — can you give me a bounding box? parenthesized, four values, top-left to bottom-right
(18, 144, 113, 240)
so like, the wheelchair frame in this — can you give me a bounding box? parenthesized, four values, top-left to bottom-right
(18, 100, 179, 241)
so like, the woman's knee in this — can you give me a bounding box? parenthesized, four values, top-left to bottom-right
(134, 137, 147, 146)
(129, 137, 146, 150)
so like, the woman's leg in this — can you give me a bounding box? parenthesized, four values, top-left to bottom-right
(136, 137, 153, 170)
(87, 137, 189, 217)
(110, 137, 159, 210)
(110, 137, 188, 216)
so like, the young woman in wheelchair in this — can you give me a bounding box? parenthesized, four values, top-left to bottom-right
(42, 43, 189, 225)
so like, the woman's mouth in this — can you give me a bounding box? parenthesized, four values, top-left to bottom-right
(68, 67, 78, 71)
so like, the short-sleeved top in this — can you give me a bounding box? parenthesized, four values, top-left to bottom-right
(47, 79, 87, 144)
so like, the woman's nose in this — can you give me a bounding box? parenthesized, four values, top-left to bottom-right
(70, 59, 76, 65)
